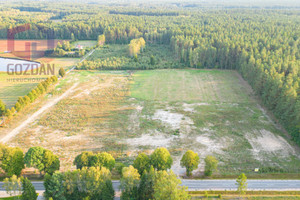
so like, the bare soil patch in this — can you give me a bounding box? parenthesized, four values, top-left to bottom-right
(246, 129, 297, 160)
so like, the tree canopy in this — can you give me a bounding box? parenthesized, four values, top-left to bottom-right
(180, 150, 200, 176)
(24, 147, 60, 175)
(150, 147, 173, 171)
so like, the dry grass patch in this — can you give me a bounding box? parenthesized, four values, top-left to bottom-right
(8, 72, 132, 170)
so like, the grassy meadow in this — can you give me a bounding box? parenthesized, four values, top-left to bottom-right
(130, 69, 251, 102)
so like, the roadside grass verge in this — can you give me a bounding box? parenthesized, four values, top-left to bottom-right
(190, 191, 300, 199)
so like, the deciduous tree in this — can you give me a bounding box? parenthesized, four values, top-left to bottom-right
(204, 155, 218, 176)
(24, 147, 45, 174)
(120, 165, 140, 200)
(44, 172, 66, 200)
(133, 153, 150, 175)
(1, 146, 25, 176)
(73, 151, 93, 169)
(180, 150, 199, 176)
(150, 148, 173, 171)
(21, 177, 38, 200)
(89, 152, 115, 170)
(3, 175, 21, 197)
(153, 170, 190, 200)
(236, 173, 247, 195)
(43, 150, 60, 175)
(24, 147, 60, 175)
(0, 99, 6, 115)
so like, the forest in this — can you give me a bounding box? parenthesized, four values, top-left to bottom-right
(0, 2, 298, 146)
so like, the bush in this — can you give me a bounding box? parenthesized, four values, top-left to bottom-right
(0, 99, 6, 115)
(59, 67, 66, 77)
(4, 109, 12, 119)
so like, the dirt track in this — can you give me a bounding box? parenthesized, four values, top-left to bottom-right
(0, 83, 78, 143)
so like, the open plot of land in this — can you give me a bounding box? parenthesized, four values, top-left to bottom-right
(3, 69, 300, 175)
(71, 40, 97, 48)
(5, 70, 132, 170)
(37, 57, 80, 68)
(130, 69, 251, 102)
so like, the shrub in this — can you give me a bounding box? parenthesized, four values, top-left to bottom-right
(59, 67, 66, 77)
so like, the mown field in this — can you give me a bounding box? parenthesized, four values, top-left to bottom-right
(5, 69, 300, 175)
(0, 57, 79, 108)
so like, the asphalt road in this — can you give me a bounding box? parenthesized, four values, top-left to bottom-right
(1, 180, 299, 192)
(180, 179, 300, 191)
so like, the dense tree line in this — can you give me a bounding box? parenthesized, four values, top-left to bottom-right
(168, 14, 299, 144)
(0, 144, 218, 199)
(44, 167, 115, 200)
(0, 144, 60, 177)
(109, 10, 181, 16)
(0, 75, 58, 124)
(50, 148, 192, 200)
(6, 75, 58, 121)
(76, 55, 181, 70)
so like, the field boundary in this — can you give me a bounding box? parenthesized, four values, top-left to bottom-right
(0, 82, 78, 143)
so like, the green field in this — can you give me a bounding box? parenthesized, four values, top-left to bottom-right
(131, 69, 251, 102)
(0, 57, 79, 108)
(0, 75, 38, 108)
(6, 69, 300, 175)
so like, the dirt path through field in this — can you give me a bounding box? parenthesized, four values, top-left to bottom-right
(0, 83, 79, 143)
